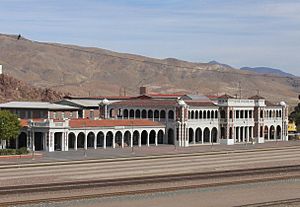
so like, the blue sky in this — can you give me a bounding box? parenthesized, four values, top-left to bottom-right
(1, 0, 300, 75)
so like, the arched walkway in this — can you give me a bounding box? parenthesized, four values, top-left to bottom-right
(270, 125, 275, 140)
(149, 130, 156, 145)
(167, 128, 174, 145)
(77, 132, 85, 149)
(97, 132, 104, 148)
(189, 128, 194, 143)
(18, 132, 27, 149)
(264, 126, 268, 139)
(124, 131, 131, 147)
(54, 132, 63, 151)
(203, 128, 210, 143)
(115, 131, 122, 147)
(195, 128, 202, 143)
(158, 130, 164, 144)
(276, 125, 281, 139)
(133, 130, 139, 146)
(141, 130, 148, 145)
(106, 131, 113, 147)
(87, 132, 95, 148)
(68, 133, 76, 149)
(211, 127, 218, 143)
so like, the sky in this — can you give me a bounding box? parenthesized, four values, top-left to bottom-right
(0, 0, 300, 76)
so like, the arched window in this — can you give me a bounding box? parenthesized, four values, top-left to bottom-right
(199, 111, 203, 119)
(135, 109, 141, 118)
(160, 110, 166, 119)
(168, 110, 174, 120)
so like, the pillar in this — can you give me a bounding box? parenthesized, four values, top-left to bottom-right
(84, 133, 87, 150)
(155, 133, 158, 146)
(75, 135, 78, 150)
(113, 135, 115, 148)
(138, 134, 141, 147)
(103, 134, 107, 149)
(122, 135, 124, 148)
(130, 134, 133, 148)
(147, 132, 150, 147)
(94, 134, 97, 149)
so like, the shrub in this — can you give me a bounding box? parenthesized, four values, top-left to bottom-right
(0, 148, 28, 156)
(16, 147, 29, 155)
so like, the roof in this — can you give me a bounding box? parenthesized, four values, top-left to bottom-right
(0, 102, 78, 110)
(63, 95, 133, 100)
(218, 94, 234, 99)
(185, 101, 218, 107)
(111, 99, 178, 108)
(249, 95, 265, 100)
(58, 99, 103, 108)
(265, 101, 280, 107)
(69, 119, 163, 128)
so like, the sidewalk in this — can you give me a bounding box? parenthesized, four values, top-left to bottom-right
(0, 140, 299, 165)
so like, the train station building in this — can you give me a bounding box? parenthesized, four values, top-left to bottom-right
(0, 88, 289, 152)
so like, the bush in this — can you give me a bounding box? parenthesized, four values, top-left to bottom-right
(0, 148, 29, 156)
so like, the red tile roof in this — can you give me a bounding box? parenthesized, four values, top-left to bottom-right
(69, 119, 164, 128)
(185, 101, 217, 107)
(19, 119, 46, 127)
(111, 99, 178, 108)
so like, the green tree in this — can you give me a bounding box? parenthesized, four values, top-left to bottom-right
(0, 110, 21, 144)
(290, 95, 300, 131)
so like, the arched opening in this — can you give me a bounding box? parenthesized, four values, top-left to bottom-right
(68, 133, 76, 149)
(191, 111, 194, 119)
(221, 127, 225, 139)
(195, 128, 202, 143)
(77, 132, 85, 149)
(123, 109, 129, 119)
(276, 125, 281, 139)
(158, 130, 164, 144)
(199, 111, 203, 119)
(167, 128, 174, 144)
(154, 110, 159, 119)
(229, 127, 233, 139)
(87, 132, 95, 148)
(220, 110, 226, 118)
(109, 109, 114, 118)
(135, 110, 141, 118)
(229, 110, 233, 119)
(18, 132, 27, 149)
(142, 110, 147, 118)
(148, 110, 153, 119)
(141, 130, 148, 145)
(195, 111, 198, 119)
(203, 128, 210, 143)
(260, 126, 263, 137)
(149, 130, 156, 145)
(270, 125, 275, 139)
(168, 111, 174, 120)
(133, 130, 139, 146)
(106, 131, 113, 147)
(211, 111, 214, 119)
(97, 131, 104, 148)
(124, 131, 131, 147)
(260, 110, 264, 118)
(264, 126, 269, 139)
(207, 111, 211, 119)
(189, 128, 194, 143)
(115, 131, 122, 147)
(211, 127, 218, 143)
(54, 132, 62, 151)
(240, 127, 244, 142)
(160, 110, 166, 119)
(203, 111, 207, 119)
(129, 109, 134, 118)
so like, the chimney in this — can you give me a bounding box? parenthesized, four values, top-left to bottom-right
(140, 86, 147, 95)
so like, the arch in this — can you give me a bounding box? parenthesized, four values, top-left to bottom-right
(264, 126, 269, 139)
(189, 128, 194, 143)
(195, 111, 199, 119)
(68, 133, 76, 149)
(148, 110, 153, 119)
(260, 110, 264, 118)
(54, 132, 63, 151)
(109, 109, 114, 118)
(135, 109, 141, 118)
(221, 127, 226, 139)
(195, 128, 202, 143)
(158, 130, 164, 144)
(77, 132, 85, 149)
(149, 130, 156, 144)
(18, 132, 27, 149)
(269, 110, 272, 118)
(106, 131, 113, 147)
(141, 130, 148, 145)
(215, 110, 218, 119)
(87, 132, 95, 148)
(229, 127, 233, 139)
(240, 110, 244, 119)
(279, 110, 282, 117)
(96, 131, 104, 148)
(142, 110, 147, 119)
(199, 111, 203, 119)
(129, 109, 134, 118)
(167, 128, 174, 144)
(270, 125, 275, 139)
(123, 109, 129, 119)
(160, 110, 166, 119)
(260, 126, 263, 137)
(203, 128, 210, 143)
(168, 110, 174, 120)
(211, 127, 218, 143)
(276, 125, 281, 139)
(207, 111, 211, 119)
(154, 110, 159, 119)
(191, 111, 194, 119)
(133, 130, 139, 146)
(203, 111, 207, 119)
(211, 111, 214, 119)
(115, 131, 122, 147)
(124, 131, 131, 147)
(220, 110, 226, 119)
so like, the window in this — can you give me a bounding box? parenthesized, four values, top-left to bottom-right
(90, 110, 94, 119)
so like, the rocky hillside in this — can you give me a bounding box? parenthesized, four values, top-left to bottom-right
(0, 33, 299, 105)
(0, 74, 67, 103)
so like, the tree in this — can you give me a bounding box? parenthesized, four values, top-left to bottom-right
(0, 110, 21, 145)
(290, 96, 300, 131)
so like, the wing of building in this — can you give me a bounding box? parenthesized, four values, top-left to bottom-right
(0, 88, 288, 152)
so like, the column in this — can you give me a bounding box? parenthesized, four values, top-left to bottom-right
(202, 130, 204, 144)
(237, 127, 240, 142)
(251, 127, 254, 141)
(209, 129, 212, 144)
(155, 133, 158, 146)
(246, 127, 249, 142)
(130, 134, 133, 148)
(113, 134, 116, 148)
(147, 133, 150, 147)
(103, 134, 107, 149)
(84, 133, 87, 150)
(122, 135, 124, 148)
(94, 133, 97, 149)
(138, 133, 141, 147)
(32, 131, 35, 151)
(75, 135, 78, 150)
(193, 129, 196, 144)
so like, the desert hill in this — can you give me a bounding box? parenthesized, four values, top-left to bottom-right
(0, 33, 299, 105)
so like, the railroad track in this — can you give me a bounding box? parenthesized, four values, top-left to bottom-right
(236, 198, 300, 207)
(0, 165, 299, 206)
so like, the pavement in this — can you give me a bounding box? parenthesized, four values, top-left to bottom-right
(0, 140, 300, 165)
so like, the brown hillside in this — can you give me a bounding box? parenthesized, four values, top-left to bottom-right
(0, 33, 299, 105)
(0, 74, 67, 103)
